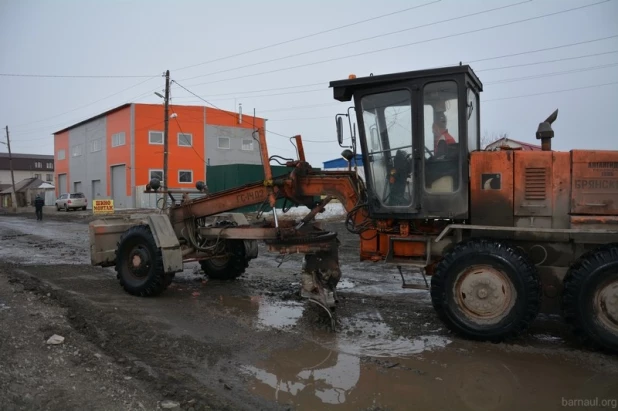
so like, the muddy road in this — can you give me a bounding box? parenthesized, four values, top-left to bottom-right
(1, 215, 618, 411)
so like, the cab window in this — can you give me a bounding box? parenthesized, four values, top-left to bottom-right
(423, 81, 460, 193)
(361, 89, 414, 208)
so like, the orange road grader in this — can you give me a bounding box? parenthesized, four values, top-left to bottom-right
(89, 65, 618, 352)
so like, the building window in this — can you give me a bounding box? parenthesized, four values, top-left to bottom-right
(72, 144, 83, 157)
(178, 170, 193, 183)
(46, 162, 53, 169)
(218, 137, 230, 149)
(178, 133, 192, 147)
(112, 132, 126, 147)
(46, 174, 53, 182)
(57, 150, 66, 160)
(241, 139, 254, 151)
(34, 173, 41, 179)
(34, 161, 42, 168)
(90, 139, 102, 153)
(149, 131, 163, 145)
(149, 169, 163, 183)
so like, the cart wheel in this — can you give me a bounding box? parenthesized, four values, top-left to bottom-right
(562, 244, 618, 353)
(431, 238, 541, 342)
(115, 225, 172, 296)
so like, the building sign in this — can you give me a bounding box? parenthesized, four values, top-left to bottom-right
(93, 199, 114, 214)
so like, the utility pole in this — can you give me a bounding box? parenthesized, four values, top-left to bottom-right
(163, 70, 170, 209)
(5, 126, 17, 211)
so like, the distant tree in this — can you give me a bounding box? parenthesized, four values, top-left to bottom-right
(481, 129, 509, 150)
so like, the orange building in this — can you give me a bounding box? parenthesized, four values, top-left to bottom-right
(53, 103, 265, 209)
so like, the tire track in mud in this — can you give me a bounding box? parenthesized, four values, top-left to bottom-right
(2, 264, 286, 411)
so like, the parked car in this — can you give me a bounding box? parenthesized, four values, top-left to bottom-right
(56, 192, 87, 211)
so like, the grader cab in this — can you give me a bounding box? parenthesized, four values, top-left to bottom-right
(89, 64, 618, 352)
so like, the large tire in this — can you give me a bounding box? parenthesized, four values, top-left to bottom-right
(430, 238, 541, 342)
(562, 243, 618, 353)
(200, 240, 248, 281)
(115, 225, 172, 296)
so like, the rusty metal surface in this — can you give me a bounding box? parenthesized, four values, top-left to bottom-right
(571, 215, 618, 226)
(89, 219, 144, 267)
(538, 266, 567, 315)
(436, 224, 618, 243)
(514, 151, 553, 217)
(552, 152, 572, 232)
(454, 264, 516, 325)
(199, 226, 282, 240)
(293, 135, 306, 162)
(147, 214, 183, 274)
(169, 180, 271, 226)
(570, 150, 618, 215)
(469, 151, 514, 229)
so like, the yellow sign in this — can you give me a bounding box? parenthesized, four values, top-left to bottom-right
(93, 199, 115, 214)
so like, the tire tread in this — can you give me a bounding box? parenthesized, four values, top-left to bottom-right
(430, 237, 541, 342)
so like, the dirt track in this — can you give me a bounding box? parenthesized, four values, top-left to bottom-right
(1, 213, 618, 411)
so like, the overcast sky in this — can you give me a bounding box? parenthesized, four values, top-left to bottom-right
(1, 0, 616, 166)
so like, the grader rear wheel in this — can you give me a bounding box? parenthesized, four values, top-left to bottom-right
(430, 238, 541, 342)
(562, 244, 618, 353)
(115, 225, 173, 297)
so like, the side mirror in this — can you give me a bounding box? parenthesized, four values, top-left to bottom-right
(336, 116, 344, 146)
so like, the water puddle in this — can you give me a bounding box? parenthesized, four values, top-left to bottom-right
(219, 295, 305, 330)
(241, 336, 618, 411)
(327, 310, 449, 358)
(235, 303, 618, 410)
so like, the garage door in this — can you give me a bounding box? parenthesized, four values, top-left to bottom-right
(111, 165, 127, 208)
(74, 181, 83, 193)
(91, 180, 102, 198)
(58, 174, 67, 194)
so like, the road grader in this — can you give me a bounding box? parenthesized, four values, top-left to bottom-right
(89, 64, 618, 352)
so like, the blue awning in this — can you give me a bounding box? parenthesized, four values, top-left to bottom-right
(323, 154, 363, 169)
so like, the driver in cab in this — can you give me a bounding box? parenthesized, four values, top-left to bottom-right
(432, 112, 456, 157)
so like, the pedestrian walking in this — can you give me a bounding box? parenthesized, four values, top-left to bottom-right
(34, 194, 45, 221)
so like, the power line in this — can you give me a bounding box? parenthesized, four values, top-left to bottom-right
(469, 34, 618, 64)
(173, 34, 618, 97)
(268, 116, 332, 122)
(11, 76, 161, 129)
(172, 82, 326, 99)
(10, 81, 618, 146)
(173, 48, 618, 104)
(172, 0, 442, 72)
(183, 0, 612, 88)
(169, 88, 208, 165)
(180, 0, 532, 82)
(483, 81, 618, 102)
(172, 80, 294, 140)
(175, 87, 327, 104)
(0, 73, 156, 79)
(486, 62, 618, 85)
(476, 49, 618, 72)
(12, 33, 616, 135)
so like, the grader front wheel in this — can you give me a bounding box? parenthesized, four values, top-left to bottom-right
(200, 240, 249, 281)
(430, 238, 541, 342)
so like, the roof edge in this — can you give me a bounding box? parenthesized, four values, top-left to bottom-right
(53, 103, 132, 135)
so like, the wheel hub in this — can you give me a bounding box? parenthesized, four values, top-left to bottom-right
(455, 265, 515, 324)
(128, 247, 150, 277)
(595, 279, 618, 332)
